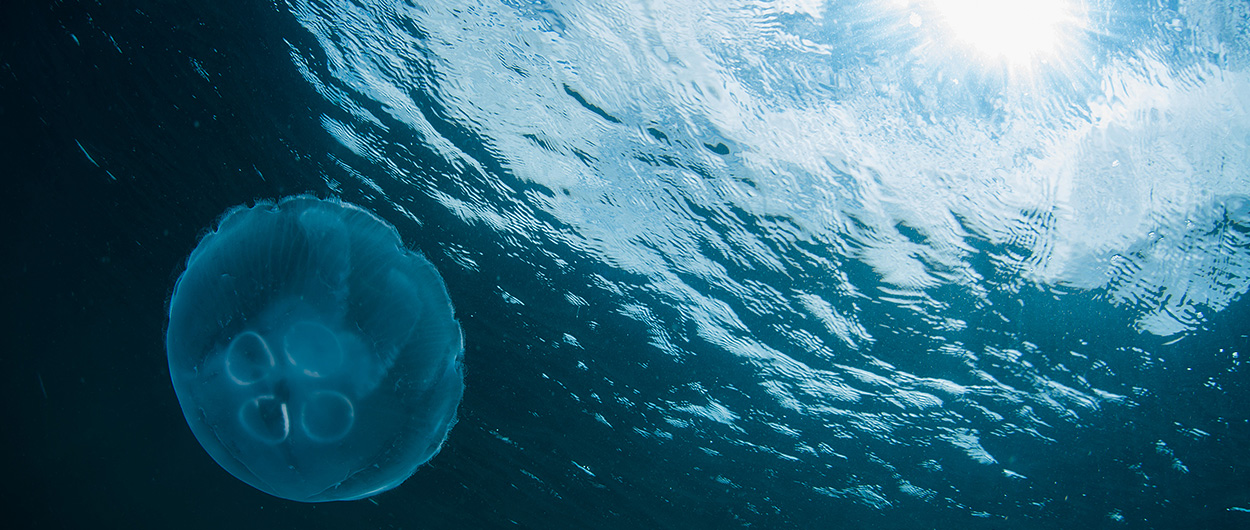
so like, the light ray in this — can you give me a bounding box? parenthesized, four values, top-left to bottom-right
(932, 0, 1075, 63)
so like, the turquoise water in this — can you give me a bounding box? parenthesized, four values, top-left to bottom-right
(5, 0, 1249, 528)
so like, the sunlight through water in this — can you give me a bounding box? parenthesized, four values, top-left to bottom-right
(931, 0, 1078, 62)
(279, 0, 1250, 525)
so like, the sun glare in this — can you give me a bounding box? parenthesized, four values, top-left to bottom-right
(932, 0, 1073, 62)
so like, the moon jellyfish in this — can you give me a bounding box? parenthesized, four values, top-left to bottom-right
(166, 196, 464, 502)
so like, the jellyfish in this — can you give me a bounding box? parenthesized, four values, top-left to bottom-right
(166, 196, 464, 502)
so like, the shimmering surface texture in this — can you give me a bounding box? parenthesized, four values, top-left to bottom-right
(6, 0, 1250, 527)
(167, 196, 464, 502)
(283, 0, 1250, 522)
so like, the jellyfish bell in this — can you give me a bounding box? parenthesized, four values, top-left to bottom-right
(166, 195, 464, 502)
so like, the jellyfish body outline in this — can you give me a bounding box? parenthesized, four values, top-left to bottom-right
(167, 195, 464, 502)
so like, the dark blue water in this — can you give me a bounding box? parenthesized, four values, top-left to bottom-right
(4, 0, 1249, 528)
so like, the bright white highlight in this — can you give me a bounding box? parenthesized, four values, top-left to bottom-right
(934, 0, 1070, 61)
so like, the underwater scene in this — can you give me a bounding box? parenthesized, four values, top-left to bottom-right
(4, 0, 1249, 528)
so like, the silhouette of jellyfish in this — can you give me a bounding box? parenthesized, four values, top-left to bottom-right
(166, 196, 464, 502)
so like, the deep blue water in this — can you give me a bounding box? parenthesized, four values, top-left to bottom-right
(4, 0, 1249, 528)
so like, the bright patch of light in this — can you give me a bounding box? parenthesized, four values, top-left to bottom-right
(934, 0, 1071, 62)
